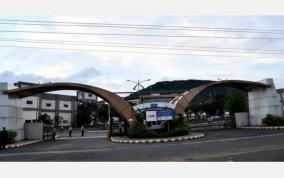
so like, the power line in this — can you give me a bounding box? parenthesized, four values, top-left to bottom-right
(1, 30, 284, 40)
(0, 37, 282, 53)
(1, 21, 284, 35)
(0, 44, 280, 59)
(1, 18, 284, 34)
(1, 38, 284, 56)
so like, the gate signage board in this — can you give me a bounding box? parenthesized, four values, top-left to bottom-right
(156, 110, 173, 121)
(146, 110, 173, 121)
(146, 111, 157, 121)
(150, 103, 158, 108)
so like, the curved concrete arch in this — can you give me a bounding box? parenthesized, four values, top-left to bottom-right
(170, 80, 269, 115)
(5, 82, 136, 123)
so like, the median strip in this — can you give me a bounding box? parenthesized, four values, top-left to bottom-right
(111, 132, 205, 144)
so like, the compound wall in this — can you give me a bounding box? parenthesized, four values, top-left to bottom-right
(0, 83, 25, 140)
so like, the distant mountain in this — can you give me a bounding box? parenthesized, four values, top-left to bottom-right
(125, 79, 244, 107)
(126, 79, 216, 100)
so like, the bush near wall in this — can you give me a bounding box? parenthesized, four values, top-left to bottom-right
(262, 114, 284, 126)
(7, 130, 18, 144)
(128, 120, 191, 139)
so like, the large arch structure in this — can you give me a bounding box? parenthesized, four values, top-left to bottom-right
(4, 82, 136, 124)
(170, 80, 270, 115)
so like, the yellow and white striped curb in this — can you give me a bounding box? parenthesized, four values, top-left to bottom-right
(238, 126, 284, 130)
(5, 140, 42, 149)
(111, 133, 205, 144)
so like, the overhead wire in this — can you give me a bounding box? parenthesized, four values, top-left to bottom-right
(1, 18, 284, 34)
(1, 37, 284, 56)
(0, 44, 281, 59)
(1, 30, 284, 40)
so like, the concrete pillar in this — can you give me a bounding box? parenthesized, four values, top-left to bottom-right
(24, 122, 43, 140)
(248, 78, 282, 125)
(0, 83, 24, 140)
(235, 112, 249, 127)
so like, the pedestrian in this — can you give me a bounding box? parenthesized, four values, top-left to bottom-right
(68, 126, 72, 137)
(118, 121, 122, 135)
(0, 127, 8, 150)
(208, 116, 213, 126)
(52, 128, 57, 141)
(81, 125, 85, 137)
(0, 129, 3, 150)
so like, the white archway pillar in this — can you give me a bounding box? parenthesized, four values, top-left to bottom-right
(248, 78, 282, 126)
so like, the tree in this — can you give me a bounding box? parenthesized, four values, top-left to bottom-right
(224, 90, 248, 114)
(96, 104, 109, 124)
(187, 93, 226, 116)
(38, 114, 52, 125)
(77, 102, 98, 126)
(54, 115, 62, 128)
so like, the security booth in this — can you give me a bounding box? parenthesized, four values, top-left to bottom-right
(133, 102, 175, 130)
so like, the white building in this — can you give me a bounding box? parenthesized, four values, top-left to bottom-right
(277, 88, 284, 115)
(22, 93, 77, 127)
(15, 82, 98, 128)
(77, 91, 98, 102)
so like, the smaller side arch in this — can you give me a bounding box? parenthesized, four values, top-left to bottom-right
(170, 80, 269, 115)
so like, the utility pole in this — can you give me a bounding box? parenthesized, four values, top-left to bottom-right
(107, 103, 113, 139)
(126, 79, 151, 104)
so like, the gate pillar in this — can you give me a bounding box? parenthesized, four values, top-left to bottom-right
(0, 83, 25, 140)
(248, 78, 282, 125)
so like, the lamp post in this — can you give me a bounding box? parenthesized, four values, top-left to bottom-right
(126, 79, 151, 104)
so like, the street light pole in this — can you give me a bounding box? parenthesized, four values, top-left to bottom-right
(126, 79, 151, 104)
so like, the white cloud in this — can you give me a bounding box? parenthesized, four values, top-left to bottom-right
(0, 16, 284, 90)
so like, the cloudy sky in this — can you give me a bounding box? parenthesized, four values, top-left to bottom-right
(0, 16, 284, 94)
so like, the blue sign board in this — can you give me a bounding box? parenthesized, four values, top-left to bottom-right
(150, 103, 158, 108)
(156, 110, 173, 121)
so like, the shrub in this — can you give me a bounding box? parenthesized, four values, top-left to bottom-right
(128, 120, 191, 138)
(128, 121, 157, 138)
(7, 130, 17, 144)
(223, 117, 236, 129)
(262, 114, 284, 126)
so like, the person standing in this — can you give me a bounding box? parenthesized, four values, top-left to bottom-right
(0, 129, 3, 150)
(68, 126, 72, 137)
(81, 125, 85, 137)
(0, 127, 8, 150)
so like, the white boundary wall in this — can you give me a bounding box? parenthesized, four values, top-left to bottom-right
(0, 83, 25, 140)
(235, 112, 249, 127)
(248, 78, 282, 125)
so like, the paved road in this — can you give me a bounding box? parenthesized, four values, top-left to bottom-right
(1, 129, 284, 161)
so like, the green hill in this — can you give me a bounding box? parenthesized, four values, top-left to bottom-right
(126, 79, 232, 102)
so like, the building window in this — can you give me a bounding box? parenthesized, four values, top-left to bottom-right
(46, 103, 51, 107)
(88, 93, 92, 97)
(63, 120, 68, 123)
(26, 100, 33, 104)
(64, 104, 69, 108)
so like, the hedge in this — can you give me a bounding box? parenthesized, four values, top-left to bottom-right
(7, 130, 18, 144)
(262, 114, 284, 126)
(128, 120, 191, 139)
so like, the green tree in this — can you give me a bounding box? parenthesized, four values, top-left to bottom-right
(54, 115, 61, 128)
(187, 93, 225, 116)
(96, 104, 109, 124)
(77, 102, 98, 126)
(224, 90, 248, 114)
(38, 113, 52, 125)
